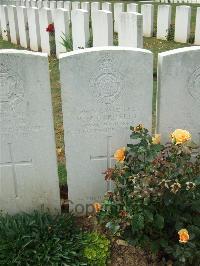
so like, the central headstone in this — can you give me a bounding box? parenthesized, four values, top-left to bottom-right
(59, 47, 153, 215)
(0, 50, 60, 214)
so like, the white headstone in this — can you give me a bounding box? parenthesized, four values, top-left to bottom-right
(157, 47, 200, 144)
(1, 5, 10, 41)
(49, 0, 56, 9)
(59, 47, 153, 214)
(25, 0, 31, 8)
(72, 1, 80, 10)
(7, 5, 19, 44)
(39, 7, 53, 55)
(118, 12, 143, 48)
(174, 5, 191, 43)
(16, 6, 29, 48)
(21, 0, 26, 6)
(0, 49, 61, 214)
(71, 9, 89, 50)
(102, 2, 112, 12)
(157, 5, 172, 40)
(31, 0, 36, 7)
(57, 1, 64, 8)
(194, 7, 200, 45)
(114, 3, 125, 33)
(91, 1, 100, 14)
(81, 1, 90, 12)
(54, 8, 70, 56)
(64, 1, 71, 10)
(127, 3, 138, 13)
(43, 1, 49, 8)
(37, 0, 43, 9)
(141, 4, 154, 37)
(49, 0, 56, 19)
(15, 0, 21, 5)
(27, 7, 41, 51)
(92, 10, 113, 47)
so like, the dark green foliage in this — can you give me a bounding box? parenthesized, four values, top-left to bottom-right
(98, 126, 200, 265)
(0, 212, 85, 266)
(167, 24, 175, 41)
(61, 31, 73, 52)
(0, 212, 111, 266)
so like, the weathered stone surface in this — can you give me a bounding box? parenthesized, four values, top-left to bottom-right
(59, 47, 153, 214)
(0, 50, 60, 214)
(157, 47, 200, 144)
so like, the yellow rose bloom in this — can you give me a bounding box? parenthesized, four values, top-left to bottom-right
(93, 202, 101, 213)
(171, 129, 191, 145)
(114, 147, 126, 162)
(152, 134, 161, 144)
(178, 229, 189, 244)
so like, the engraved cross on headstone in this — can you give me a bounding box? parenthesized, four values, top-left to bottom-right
(90, 136, 114, 191)
(0, 143, 32, 198)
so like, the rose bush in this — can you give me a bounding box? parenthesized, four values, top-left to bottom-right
(97, 125, 200, 265)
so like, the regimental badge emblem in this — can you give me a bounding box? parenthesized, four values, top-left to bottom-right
(0, 63, 24, 113)
(89, 53, 125, 105)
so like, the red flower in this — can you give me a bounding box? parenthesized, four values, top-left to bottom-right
(46, 23, 54, 33)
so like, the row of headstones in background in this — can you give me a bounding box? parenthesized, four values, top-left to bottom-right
(1, 1, 200, 50)
(0, 4, 144, 56)
(142, 4, 200, 43)
(0, 3, 200, 55)
(1, 46, 200, 215)
(156, 0, 200, 3)
(157, 5, 200, 43)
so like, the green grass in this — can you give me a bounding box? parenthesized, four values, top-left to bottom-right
(0, 211, 83, 265)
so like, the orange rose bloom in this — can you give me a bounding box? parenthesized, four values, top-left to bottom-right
(178, 229, 189, 244)
(171, 129, 191, 145)
(93, 202, 101, 213)
(114, 147, 126, 162)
